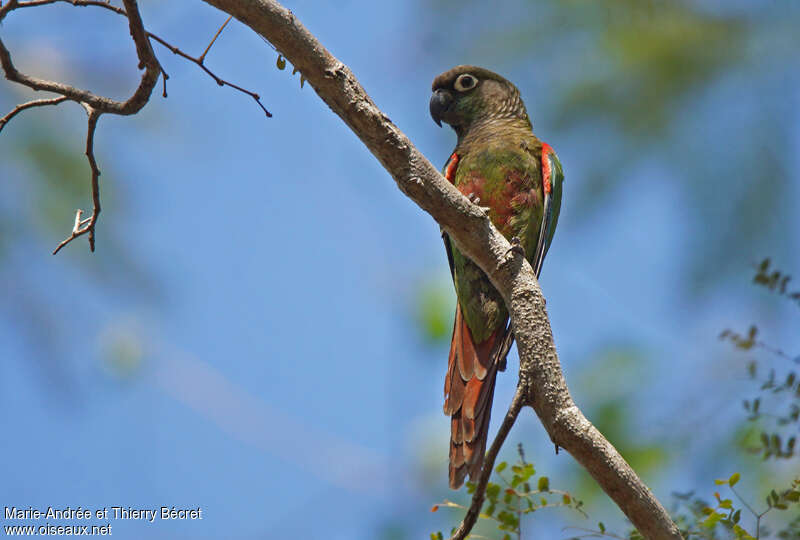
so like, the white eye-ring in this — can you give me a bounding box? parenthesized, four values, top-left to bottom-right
(454, 74, 478, 92)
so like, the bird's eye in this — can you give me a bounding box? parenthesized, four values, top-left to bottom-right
(454, 74, 478, 92)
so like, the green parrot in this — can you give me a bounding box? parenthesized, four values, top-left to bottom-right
(429, 66, 564, 489)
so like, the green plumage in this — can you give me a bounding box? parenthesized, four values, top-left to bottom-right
(431, 65, 563, 488)
(434, 66, 563, 343)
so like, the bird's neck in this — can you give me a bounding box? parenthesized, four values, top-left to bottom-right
(455, 116, 533, 151)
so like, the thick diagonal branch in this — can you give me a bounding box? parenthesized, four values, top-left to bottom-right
(199, 1, 683, 538)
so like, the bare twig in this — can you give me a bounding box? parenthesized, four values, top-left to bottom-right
(3, 0, 270, 117)
(0, 0, 160, 253)
(51, 106, 101, 254)
(0, 95, 67, 132)
(0, 0, 160, 116)
(729, 484, 770, 540)
(562, 526, 628, 539)
(11, 0, 125, 14)
(147, 31, 272, 118)
(2, 0, 269, 253)
(160, 66, 169, 98)
(199, 15, 232, 63)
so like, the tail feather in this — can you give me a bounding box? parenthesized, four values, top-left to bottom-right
(444, 332, 465, 415)
(445, 304, 510, 489)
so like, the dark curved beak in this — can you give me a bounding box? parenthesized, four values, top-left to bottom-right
(429, 88, 453, 127)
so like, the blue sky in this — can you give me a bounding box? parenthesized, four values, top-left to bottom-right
(2, 1, 799, 539)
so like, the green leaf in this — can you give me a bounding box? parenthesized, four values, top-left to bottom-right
(276, 55, 286, 70)
(715, 479, 728, 485)
(521, 463, 535, 481)
(702, 511, 723, 528)
(563, 494, 571, 504)
(598, 522, 606, 533)
(747, 325, 757, 340)
(719, 499, 732, 509)
(486, 482, 501, 501)
(497, 510, 518, 528)
(728, 472, 740, 486)
(538, 476, 549, 492)
(495, 462, 507, 473)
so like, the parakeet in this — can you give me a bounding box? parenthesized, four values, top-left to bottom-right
(429, 65, 564, 489)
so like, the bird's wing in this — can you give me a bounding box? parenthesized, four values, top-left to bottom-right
(531, 143, 564, 278)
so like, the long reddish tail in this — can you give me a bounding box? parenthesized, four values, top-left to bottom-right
(444, 305, 507, 489)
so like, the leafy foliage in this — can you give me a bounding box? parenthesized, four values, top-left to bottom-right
(565, 474, 799, 539)
(751, 258, 800, 309)
(720, 259, 800, 461)
(431, 444, 585, 539)
(432, 261, 800, 539)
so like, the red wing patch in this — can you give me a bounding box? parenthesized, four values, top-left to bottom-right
(541, 143, 553, 195)
(445, 152, 459, 183)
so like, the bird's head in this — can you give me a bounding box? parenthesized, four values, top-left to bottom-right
(429, 65, 529, 136)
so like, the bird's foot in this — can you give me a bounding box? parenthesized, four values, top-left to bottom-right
(506, 236, 525, 258)
(468, 193, 491, 216)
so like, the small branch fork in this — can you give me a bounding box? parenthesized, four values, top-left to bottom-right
(0, 95, 67, 132)
(52, 107, 100, 254)
(0, 0, 271, 254)
(147, 19, 272, 118)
